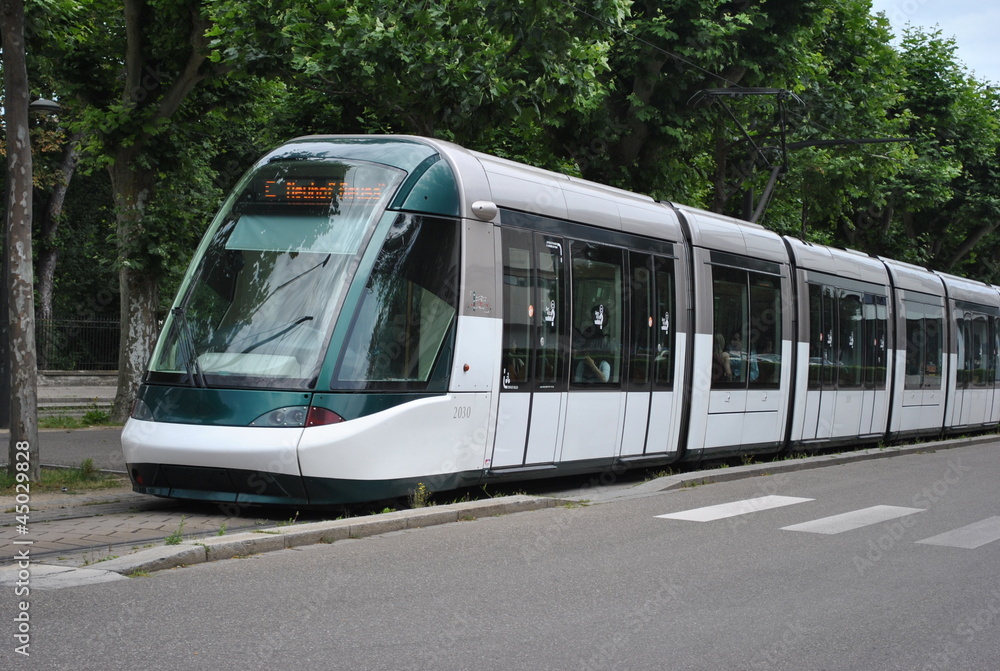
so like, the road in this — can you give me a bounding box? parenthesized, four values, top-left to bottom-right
(3, 441, 998, 670)
(0, 427, 126, 472)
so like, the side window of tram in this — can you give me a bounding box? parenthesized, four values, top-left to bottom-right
(957, 314, 992, 387)
(904, 301, 944, 390)
(570, 241, 624, 386)
(627, 254, 675, 389)
(808, 285, 887, 390)
(335, 215, 460, 389)
(653, 257, 676, 387)
(807, 284, 838, 389)
(838, 291, 864, 388)
(500, 229, 569, 390)
(995, 317, 1000, 386)
(863, 294, 889, 389)
(712, 266, 781, 389)
(501, 229, 533, 389)
(534, 234, 568, 389)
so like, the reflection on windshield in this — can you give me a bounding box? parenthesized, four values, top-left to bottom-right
(149, 160, 405, 389)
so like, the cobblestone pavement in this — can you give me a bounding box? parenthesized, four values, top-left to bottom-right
(2, 482, 290, 568)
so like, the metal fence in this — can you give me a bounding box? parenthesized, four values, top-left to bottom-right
(36, 318, 119, 371)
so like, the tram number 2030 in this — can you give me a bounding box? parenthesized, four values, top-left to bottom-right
(453, 406, 472, 419)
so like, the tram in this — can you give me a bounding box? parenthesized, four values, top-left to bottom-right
(122, 135, 1000, 505)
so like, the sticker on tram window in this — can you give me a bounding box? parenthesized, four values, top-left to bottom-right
(544, 300, 556, 326)
(593, 304, 605, 330)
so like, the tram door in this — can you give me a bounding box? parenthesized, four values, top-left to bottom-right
(805, 284, 888, 440)
(561, 242, 627, 462)
(953, 310, 994, 426)
(619, 253, 678, 456)
(491, 229, 568, 468)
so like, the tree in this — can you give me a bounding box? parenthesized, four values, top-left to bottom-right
(883, 29, 1000, 277)
(540, 0, 837, 206)
(765, 1, 913, 243)
(206, 0, 627, 148)
(41, 0, 235, 419)
(2, 0, 39, 478)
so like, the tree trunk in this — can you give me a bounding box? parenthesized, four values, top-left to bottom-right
(37, 132, 83, 324)
(2, 0, 40, 479)
(109, 159, 160, 422)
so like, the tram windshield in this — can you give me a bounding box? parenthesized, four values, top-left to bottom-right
(148, 159, 405, 389)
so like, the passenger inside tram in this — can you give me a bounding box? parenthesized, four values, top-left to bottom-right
(712, 333, 732, 382)
(573, 305, 613, 384)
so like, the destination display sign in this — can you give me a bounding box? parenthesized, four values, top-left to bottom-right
(256, 177, 386, 205)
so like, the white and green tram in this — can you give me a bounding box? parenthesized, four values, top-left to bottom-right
(123, 135, 1000, 505)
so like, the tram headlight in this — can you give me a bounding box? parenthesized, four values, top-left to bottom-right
(250, 406, 309, 427)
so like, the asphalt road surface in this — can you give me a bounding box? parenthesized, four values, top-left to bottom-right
(0, 427, 126, 471)
(4, 440, 998, 670)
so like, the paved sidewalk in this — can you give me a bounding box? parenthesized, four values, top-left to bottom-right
(36, 373, 116, 416)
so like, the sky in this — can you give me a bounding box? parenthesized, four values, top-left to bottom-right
(869, 0, 1000, 85)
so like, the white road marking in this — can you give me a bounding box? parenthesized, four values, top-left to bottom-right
(781, 505, 924, 534)
(916, 516, 1000, 549)
(656, 495, 814, 522)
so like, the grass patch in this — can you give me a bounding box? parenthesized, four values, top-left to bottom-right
(0, 459, 126, 495)
(39, 407, 120, 430)
(164, 516, 186, 545)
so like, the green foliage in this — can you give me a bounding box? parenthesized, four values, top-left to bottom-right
(18, 0, 1000, 320)
(206, 0, 626, 143)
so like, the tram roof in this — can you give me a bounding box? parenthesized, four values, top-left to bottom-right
(279, 134, 685, 242)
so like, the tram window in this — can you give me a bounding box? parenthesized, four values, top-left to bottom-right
(963, 315, 991, 387)
(807, 284, 843, 390)
(994, 317, 1000, 386)
(625, 253, 674, 389)
(838, 292, 864, 388)
(534, 234, 568, 389)
(862, 294, 888, 389)
(712, 266, 748, 388)
(570, 241, 624, 387)
(904, 301, 944, 390)
(924, 313, 943, 389)
(500, 229, 534, 389)
(956, 316, 968, 387)
(334, 214, 460, 389)
(712, 266, 781, 389)
(807, 284, 824, 389)
(994, 317, 1000, 385)
(628, 253, 654, 388)
(653, 257, 675, 388)
(749, 274, 780, 388)
(974, 316, 991, 387)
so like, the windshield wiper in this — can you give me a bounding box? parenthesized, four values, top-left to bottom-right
(171, 307, 207, 388)
(241, 316, 315, 354)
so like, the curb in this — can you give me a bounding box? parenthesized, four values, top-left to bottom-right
(94, 494, 561, 575)
(65, 433, 1000, 577)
